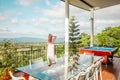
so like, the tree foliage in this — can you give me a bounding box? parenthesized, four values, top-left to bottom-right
(79, 33, 90, 47)
(69, 16, 80, 54)
(2, 40, 16, 67)
(95, 26, 120, 46)
(0, 40, 16, 79)
(94, 26, 120, 56)
(79, 26, 120, 56)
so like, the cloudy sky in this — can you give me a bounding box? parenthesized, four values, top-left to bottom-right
(0, 0, 120, 39)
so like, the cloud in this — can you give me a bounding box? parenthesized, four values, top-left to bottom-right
(71, 4, 120, 34)
(0, 27, 13, 38)
(0, 27, 9, 32)
(78, 19, 120, 35)
(16, 0, 41, 6)
(11, 18, 19, 24)
(95, 4, 120, 20)
(46, 0, 51, 6)
(49, 19, 64, 25)
(30, 2, 65, 37)
(95, 20, 120, 24)
(21, 19, 33, 24)
(0, 13, 7, 21)
(91, 4, 120, 34)
(0, 28, 47, 38)
(1, 1, 119, 38)
(42, 2, 65, 19)
(34, 7, 43, 13)
(20, 18, 37, 24)
(39, 17, 49, 23)
(40, 2, 90, 37)
(16, 0, 51, 7)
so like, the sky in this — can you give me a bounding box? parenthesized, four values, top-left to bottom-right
(0, 0, 120, 39)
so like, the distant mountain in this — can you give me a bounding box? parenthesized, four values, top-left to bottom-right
(0, 37, 46, 42)
(0, 37, 64, 43)
(56, 38, 64, 43)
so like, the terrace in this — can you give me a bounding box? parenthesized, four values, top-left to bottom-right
(0, 0, 120, 80)
(0, 43, 120, 80)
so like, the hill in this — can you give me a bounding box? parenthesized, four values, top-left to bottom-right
(0, 37, 64, 43)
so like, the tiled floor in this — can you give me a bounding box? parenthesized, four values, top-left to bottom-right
(101, 57, 120, 80)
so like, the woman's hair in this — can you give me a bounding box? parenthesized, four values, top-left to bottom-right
(48, 34, 52, 43)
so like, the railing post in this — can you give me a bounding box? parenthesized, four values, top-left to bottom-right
(15, 48, 17, 67)
(31, 46, 33, 59)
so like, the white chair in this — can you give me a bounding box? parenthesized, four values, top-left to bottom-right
(71, 64, 94, 80)
(87, 58, 103, 80)
(29, 76, 39, 80)
(29, 58, 43, 80)
(95, 58, 103, 80)
(29, 58, 44, 69)
(71, 57, 103, 80)
(86, 66, 96, 80)
(57, 54, 65, 63)
(9, 71, 25, 80)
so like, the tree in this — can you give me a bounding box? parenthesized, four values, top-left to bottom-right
(69, 16, 80, 55)
(95, 26, 120, 46)
(76, 26, 120, 56)
(80, 34, 90, 47)
(0, 40, 16, 79)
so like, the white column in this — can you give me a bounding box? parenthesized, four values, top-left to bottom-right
(65, 0, 69, 80)
(90, 8, 94, 47)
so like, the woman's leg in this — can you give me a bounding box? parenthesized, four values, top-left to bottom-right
(52, 55, 56, 64)
(52, 60, 56, 64)
(47, 58, 52, 66)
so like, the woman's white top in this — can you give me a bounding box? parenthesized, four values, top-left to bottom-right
(47, 36, 56, 59)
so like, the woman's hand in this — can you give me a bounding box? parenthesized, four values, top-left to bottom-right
(53, 36, 57, 38)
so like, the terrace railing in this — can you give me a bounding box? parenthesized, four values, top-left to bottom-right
(0, 44, 65, 78)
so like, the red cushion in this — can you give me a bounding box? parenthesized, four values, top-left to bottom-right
(23, 73, 29, 80)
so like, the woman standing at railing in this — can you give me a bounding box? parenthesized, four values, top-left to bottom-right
(47, 33, 57, 66)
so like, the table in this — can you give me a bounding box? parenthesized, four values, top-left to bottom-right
(16, 54, 102, 80)
(79, 46, 118, 64)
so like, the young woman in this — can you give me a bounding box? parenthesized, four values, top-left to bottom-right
(47, 34, 57, 66)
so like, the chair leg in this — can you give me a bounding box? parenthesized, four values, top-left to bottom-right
(99, 66, 102, 80)
(94, 74, 96, 80)
(95, 70, 98, 80)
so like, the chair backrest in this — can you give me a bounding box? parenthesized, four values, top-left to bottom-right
(29, 58, 44, 69)
(84, 64, 95, 80)
(72, 57, 103, 80)
(9, 71, 15, 79)
(57, 54, 65, 63)
(29, 76, 39, 80)
(86, 59, 102, 80)
(9, 71, 25, 80)
(74, 64, 94, 80)
(94, 59, 102, 70)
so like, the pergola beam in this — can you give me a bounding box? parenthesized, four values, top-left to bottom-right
(80, 0, 93, 8)
(62, 0, 120, 11)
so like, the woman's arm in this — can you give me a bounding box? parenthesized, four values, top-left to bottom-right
(52, 36, 57, 43)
